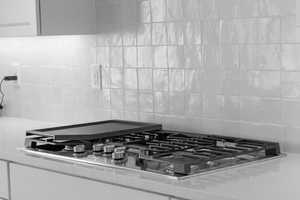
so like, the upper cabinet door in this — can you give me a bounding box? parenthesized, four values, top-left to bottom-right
(0, 0, 139, 36)
(95, 0, 138, 33)
(0, 0, 39, 36)
(39, 0, 96, 35)
(0, 0, 97, 37)
(297, 0, 300, 26)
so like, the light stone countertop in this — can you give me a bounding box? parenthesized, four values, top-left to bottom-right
(0, 117, 298, 200)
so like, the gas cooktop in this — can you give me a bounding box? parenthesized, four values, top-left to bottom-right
(23, 120, 281, 180)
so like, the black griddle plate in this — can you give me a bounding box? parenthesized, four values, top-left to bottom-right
(26, 120, 162, 140)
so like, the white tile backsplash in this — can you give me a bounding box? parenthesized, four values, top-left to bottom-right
(153, 69, 168, 91)
(124, 68, 138, 90)
(154, 91, 169, 114)
(0, 0, 299, 153)
(151, 0, 167, 22)
(239, 45, 281, 70)
(138, 69, 153, 90)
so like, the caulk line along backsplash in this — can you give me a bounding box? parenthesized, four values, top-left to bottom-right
(0, 0, 299, 152)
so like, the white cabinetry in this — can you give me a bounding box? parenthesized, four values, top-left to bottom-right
(0, 0, 96, 36)
(10, 164, 168, 200)
(39, 0, 96, 35)
(0, 161, 8, 199)
(0, 0, 39, 36)
(297, 0, 300, 26)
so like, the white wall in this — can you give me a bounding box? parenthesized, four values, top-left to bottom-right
(0, 0, 299, 152)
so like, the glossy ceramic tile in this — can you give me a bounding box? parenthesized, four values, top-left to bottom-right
(282, 100, 300, 126)
(184, 69, 204, 92)
(139, 0, 151, 23)
(282, 45, 300, 71)
(215, 0, 240, 19)
(240, 97, 282, 124)
(124, 90, 138, 111)
(123, 30, 137, 46)
(124, 47, 137, 67)
(169, 92, 185, 115)
(153, 46, 168, 67)
(138, 47, 153, 67)
(285, 126, 300, 152)
(202, 20, 221, 44)
(167, 22, 184, 45)
(153, 69, 168, 91)
(137, 24, 151, 45)
(184, 45, 202, 68)
(154, 92, 169, 114)
(282, 72, 300, 99)
(167, 46, 184, 68)
(139, 92, 154, 112)
(185, 93, 203, 117)
(124, 69, 138, 90)
(239, 45, 281, 70)
(151, 0, 166, 22)
(281, 16, 297, 43)
(182, 0, 200, 19)
(110, 68, 123, 89)
(169, 69, 184, 92)
(256, 17, 280, 43)
(239, 70, 281, 97)
(239, 121, 285, 144)
(152, 23, 167, 45)
(109, 47, 123, 67)
(138, 69, 153, 90)
(0, 0, 299, 153)
(110, 89, 124, 111)
(166, 0, 183, 21)
(236, 19, 257, 43)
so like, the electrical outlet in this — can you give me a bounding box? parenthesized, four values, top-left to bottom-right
(90, 64, 102, 90)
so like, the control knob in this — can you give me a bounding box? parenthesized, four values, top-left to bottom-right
(73, 144, 85, 154)
(103, 144, 115, 154)
(93, 143, 104, 152)
(144, 135, 150, 141)
(112, 147, 126, 160)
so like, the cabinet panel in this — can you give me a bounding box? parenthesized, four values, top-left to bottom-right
(0, 161, 8, 199)
(39, 0, 96, 35)
(298, 0, 300, 26)
(10, 164, 167, 200)
(95, 0, 139, 33)
(0, 0, 38, 36)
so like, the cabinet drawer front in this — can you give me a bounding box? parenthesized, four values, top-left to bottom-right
(10, 164, 167, 200)
(0, 161, 8, 199)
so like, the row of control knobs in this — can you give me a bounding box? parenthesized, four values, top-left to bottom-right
(72, 144, 126, 160)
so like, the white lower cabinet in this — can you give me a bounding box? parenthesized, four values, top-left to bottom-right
(0, 161, 8, 199)
(10, 164, 168, 200)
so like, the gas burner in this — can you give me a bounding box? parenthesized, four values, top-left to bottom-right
(23, 120, 281, 180)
